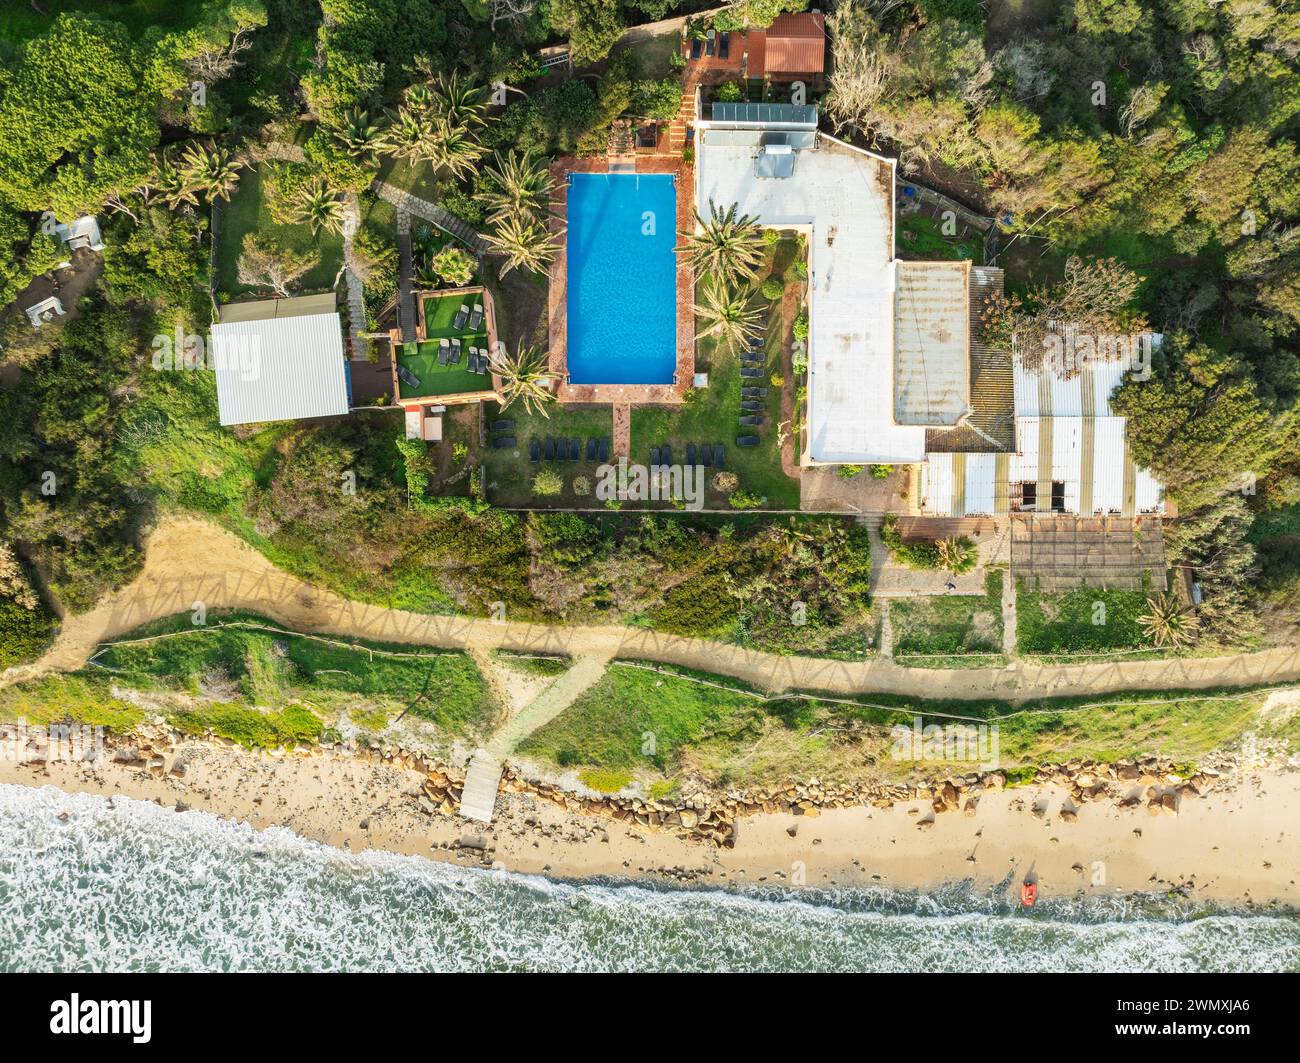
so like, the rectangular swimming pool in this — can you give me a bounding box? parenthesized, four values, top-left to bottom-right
(565, 173, 677, 385)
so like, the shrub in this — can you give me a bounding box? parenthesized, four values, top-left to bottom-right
(869, 464, 893, 478)
(761, 275, 784, 300)
(533, 470, 563, 496)
(770, 371, 784, 387)
(728, 490, 763, 509)
(838, 464, 864, 479)
(937, 536, 978, 574)
(881, 514, 941, 569)
(712, 470, 739, 493)
(793, 258, 808, 280)
(682, 145, 695, 165)
(715, 80, 743, 103)
(572, 475, 591, 496)
(793, 310, 809, 340)
(433, 245, 475, 287)
(763, 228, 780, 246)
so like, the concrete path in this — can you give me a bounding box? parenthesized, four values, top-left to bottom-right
(485, 653, 612, 757)
(370, 180, 488, 254)
(6, 516, 1300, 704)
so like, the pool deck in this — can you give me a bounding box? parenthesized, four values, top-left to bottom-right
(547, 155, 694, 406)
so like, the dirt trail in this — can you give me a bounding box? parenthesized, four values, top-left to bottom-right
(5, 516, 1300, 702)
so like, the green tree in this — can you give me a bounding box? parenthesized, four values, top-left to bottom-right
(682, 201, 766, 288)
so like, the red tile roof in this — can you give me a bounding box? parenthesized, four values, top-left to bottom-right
(765, 12, 826, 75)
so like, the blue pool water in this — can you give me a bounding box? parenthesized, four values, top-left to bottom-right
(566, 173, 677, 385)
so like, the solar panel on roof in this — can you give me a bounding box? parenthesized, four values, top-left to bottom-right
(710, 102, 818, 127)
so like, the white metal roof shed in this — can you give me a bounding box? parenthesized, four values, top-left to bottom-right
(211, 305, 349, 427)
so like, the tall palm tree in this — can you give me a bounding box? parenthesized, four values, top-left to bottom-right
(484, 212, 560, 276)
(378, 106, 438, 164)
(682, 200, 766, 288)
(432, 117, 486, 180)
(693, 280, 765, 351)
(490, 343, 556, 418)
(293, 177, 347, 238)
(481, 149, 552, 221)
(1139, 591, 1199, 648)
(428, 71, 489, 129)
(179, 142, 241, 203)
(335, 107, 383, 159)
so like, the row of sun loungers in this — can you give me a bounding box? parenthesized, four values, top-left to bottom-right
(738, 339, 767, 436)
(489, 417, 515, 449)
(451, 302, 485, 333)
(437, 338, 491, 374)
(529, 437, 611, 462)
(650, 443, 725, 470)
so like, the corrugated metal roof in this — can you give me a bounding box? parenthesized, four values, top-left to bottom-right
(211, 311, 349, 427)
(217, 293, 337, 324)
(965, 452, 997, 514)
(894, 260, 970, 426)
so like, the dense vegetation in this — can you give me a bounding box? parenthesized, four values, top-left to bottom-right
(1, 0, 1297, 672)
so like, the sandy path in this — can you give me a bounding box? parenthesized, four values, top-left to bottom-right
(5, 515, 1300, 702)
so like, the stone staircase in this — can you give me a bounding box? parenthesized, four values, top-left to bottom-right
(370, 179, 489, 254)
(666, 78, 698, 154)
(458, 748, 504, 823)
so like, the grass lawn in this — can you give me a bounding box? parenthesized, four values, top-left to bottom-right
(897, 213, 984, 262)
(398, 341, 490, 400)
(88, 611, 500, 737)
(376, 156, 442, 202)
(615, 29, 683, 78)
(892, 570, 1004, 658)
(1016, 579, 1154, 655)
(215, 165, 343, 301)
(516, 659, 1293, 788)
(630, 235, 804, 509)
(481, 402, 615, 506)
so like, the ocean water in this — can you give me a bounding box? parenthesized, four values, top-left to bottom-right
(565, 172, 677, 385)
(0, 784, 1296, 973)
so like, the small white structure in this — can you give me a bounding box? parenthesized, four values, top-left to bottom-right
(25, 296, 66, 329)
(211, 294, 350, 427)
(54, 216, 104, 255)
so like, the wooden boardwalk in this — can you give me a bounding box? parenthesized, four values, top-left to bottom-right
(459, 749, 503, 823)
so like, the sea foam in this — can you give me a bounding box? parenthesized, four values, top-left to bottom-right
(0, 784, 1296, 972)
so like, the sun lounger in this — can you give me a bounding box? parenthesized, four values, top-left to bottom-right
(586, 438, 597, 461)
(701, 444, 712, 468)
(690, 38, 702, 60)
(686, 443, 696, 465)
(467, 302, 484, 332)
(437, 339, 450, 366)
(453, 303, 470, 330)
(740, 367, 764, 379)
(396, 364, 421, 389)
(491, 436, 515, 449)
(719, 31, 730, 59)
(529, 440, 541, 462)
(739, 415, 763, 426)
(741, 386, 769, 398)
(598, 438, 610, 462)
(544, 437, 556, 460)
(650, 446, 661, 466)
(661, 444, 672, 466)
(569, 437, 580, 461)
(490, 419, 514, 432)
(713, 443, 725, 467)
(736, 435, 758, 447)
(741, 400, 763, 412)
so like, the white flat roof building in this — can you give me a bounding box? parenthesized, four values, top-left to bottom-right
(695, 125, 927, 463)
(211, 294, 350, 427)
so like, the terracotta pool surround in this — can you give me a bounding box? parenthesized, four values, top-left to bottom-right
(547, 156, 694, 406)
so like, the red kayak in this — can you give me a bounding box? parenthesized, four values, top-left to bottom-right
(1020, 881, 1038, 908)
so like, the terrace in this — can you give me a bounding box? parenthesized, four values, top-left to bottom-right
(390, 287, 501, 435)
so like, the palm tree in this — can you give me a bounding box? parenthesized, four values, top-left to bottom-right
(484, 212, 560, 276)
(936, 536, 978, 574)
(336, 107, 383, 159)
(1139, 591, 1199, 648)
(693, 280, 765, 351)
(293, 178, 347, 238)
(490, 343, 556, 418)
(151, 151, 199, 209)
(481, 149, 552, 221)
(431, 117, 486, 180)
(682, 200, 766, 288)
(179, 142, 241, 203)
(378, 106, 437, 164)
(428, 71, 489, 129)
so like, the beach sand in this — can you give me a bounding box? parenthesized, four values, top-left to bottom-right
(1, 735, 1295, 908)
